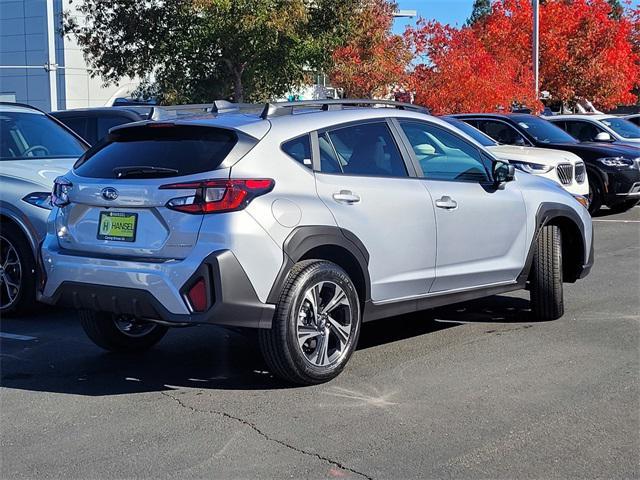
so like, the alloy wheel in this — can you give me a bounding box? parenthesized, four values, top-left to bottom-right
(0, 235, 22, 311)
(296, 281, 353, 367)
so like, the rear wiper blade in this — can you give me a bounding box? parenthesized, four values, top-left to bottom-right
(113, 166, 179, 178)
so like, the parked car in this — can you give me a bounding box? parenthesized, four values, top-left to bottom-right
(50, 107, 146, 145)
(546, 114, 640, 148)
(39, 100, 593, 385)
(0, 102, 88, 314)
(441, 117, 589, 200)
(453, 113, 640, 214)
(624, 114, 640, 127)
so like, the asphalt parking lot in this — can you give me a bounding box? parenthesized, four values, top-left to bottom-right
(1, 207, 638, 479)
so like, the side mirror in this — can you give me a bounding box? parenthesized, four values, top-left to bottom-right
(594, 132, 612, 142)
(494, 161, 515, 185)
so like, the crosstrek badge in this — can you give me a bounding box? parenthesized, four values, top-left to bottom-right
(97, 212, 138, 242)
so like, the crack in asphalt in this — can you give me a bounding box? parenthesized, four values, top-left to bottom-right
(160, 391, 374, 480)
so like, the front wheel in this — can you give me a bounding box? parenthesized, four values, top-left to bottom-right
(0, 223, 36, 316)
(530, 225, 564, 321)
(79, 310, 168, 352)
(259, 260, 361, 385)
(587, 176, 603, 215)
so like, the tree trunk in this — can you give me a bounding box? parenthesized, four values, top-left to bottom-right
(233, 71, 244, 103)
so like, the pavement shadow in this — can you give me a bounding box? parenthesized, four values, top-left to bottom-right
(1, 294, 532, 396)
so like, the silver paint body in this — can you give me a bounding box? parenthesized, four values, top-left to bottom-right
(41, 108, 593, 315)
(0, 105, 77, 255)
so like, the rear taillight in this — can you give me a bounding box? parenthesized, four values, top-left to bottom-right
(186, 278, 208, 312)
(51, 177, 72, 207)
(160, 179, 274, 214)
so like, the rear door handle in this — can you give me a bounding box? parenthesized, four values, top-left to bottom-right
(333, 190, 361, 204)
(435, 195, 458, 210)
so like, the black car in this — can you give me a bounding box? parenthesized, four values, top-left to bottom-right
(625, 114, 640, 127)
(50, 107, 148, 145)
(453, 113, 640, 214)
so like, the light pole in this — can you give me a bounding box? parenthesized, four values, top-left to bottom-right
(533, 0, 539, 100)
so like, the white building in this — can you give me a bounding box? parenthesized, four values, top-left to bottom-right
(0, 0, 138, 111)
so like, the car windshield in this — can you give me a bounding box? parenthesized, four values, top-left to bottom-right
(514, 116, 577, 144)
(441, 118, 497, 147)
(601, 117, 640, 139)
(0, 110, 87, 161)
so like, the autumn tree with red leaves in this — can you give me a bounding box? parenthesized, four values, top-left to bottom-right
(407, 0, 640, 114)
(329, 0, 412, 98)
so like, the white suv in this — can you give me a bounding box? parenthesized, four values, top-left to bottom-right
(40, 100, 593, 384)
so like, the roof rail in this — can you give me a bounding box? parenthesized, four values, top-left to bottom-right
(260, 99, 430, 119)
(148, 101, 263, 120)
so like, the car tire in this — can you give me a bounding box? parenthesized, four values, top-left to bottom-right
(587, 176, 603, 215)
(0, 222, 37, 316)
(607, 199, 639, 213)
(530, 225, 564, 321)
(79, 310, 168, 352)
(259, 260, 361, 385)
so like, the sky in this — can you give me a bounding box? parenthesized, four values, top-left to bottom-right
(392, 0, 640, 33)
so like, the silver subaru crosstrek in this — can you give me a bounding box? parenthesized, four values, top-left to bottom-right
(39, 100, 593, 385)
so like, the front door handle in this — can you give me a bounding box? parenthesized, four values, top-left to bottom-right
(333, 190, 361, 204)
(435, 195, 458, 210)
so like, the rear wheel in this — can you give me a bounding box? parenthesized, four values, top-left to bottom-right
(0, 223, 36, 316)
(79, 310, 168, 352)
(530, 225, 564, 321)
(259, 260, 361, 385)
(607, 199, 639, 214)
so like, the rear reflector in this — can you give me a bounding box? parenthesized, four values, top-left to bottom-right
(160, 178, 274, 214)
(186, 278, 208, 312)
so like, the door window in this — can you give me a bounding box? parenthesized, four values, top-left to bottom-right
(319, 122, 408, 177)
(563, 121, 601, 142)
(475, 120, 528, 146)
(97, 115, 135, 142)
(399, 121, 490, 182)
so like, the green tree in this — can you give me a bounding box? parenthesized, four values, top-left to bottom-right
(467, 0, 492, 26)
(64, 0, 360, 103)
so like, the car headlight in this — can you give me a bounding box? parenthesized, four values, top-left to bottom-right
(572, 194, 590, 209)
(22, 192, 53, 210)
(509, 160, 554, 174)
(597, 157, 634, 167)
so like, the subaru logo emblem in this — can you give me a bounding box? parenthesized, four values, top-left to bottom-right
(101, 187, 119, 201)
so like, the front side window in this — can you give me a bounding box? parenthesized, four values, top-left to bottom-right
(282, 134, 312, 168)
(0, 111, 87, 160)
(563, 121, 601, 142)
(320, 122, 408, 177)
(475, 120, 528, 146)
(400, 121, 490, 183)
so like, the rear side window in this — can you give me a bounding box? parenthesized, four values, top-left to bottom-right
(97, 115, 135, 142)
(282, 134, 312, 168)
(74, 125, 238, 179)
(59, 116, 92, 143)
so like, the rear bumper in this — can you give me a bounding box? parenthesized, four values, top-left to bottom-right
(38, 249, 274, 328)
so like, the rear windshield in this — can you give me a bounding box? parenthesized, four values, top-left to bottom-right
(74, 125, 237, 178)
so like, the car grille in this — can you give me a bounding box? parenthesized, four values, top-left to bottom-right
(557, 163, 574, 185)
(575, 162, 586, 183)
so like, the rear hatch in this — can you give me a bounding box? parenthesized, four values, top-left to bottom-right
(55, 124, 241, 259)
